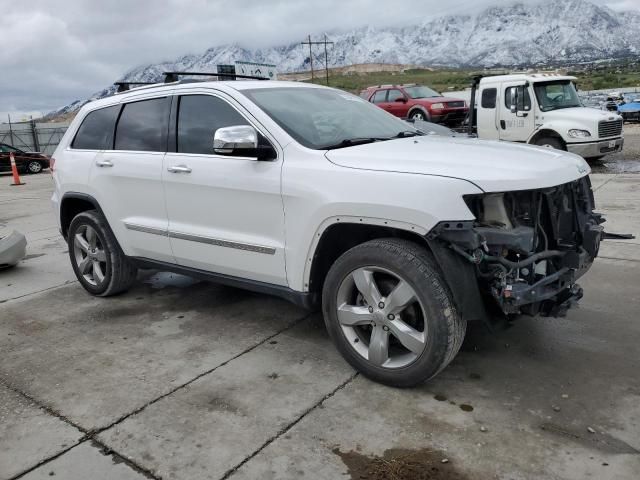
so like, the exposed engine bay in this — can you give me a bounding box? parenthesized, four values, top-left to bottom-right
(429, 176, 604, 318)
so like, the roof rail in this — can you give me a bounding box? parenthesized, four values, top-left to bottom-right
(163, 71, 270, 83)
(114, 81, 157, 93)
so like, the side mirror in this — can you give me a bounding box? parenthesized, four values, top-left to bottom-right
(214, 125, 257, 155)
(395, 97, 407, 103)
(508, 86, 518, 113)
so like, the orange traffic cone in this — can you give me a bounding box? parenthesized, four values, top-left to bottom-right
(9, 152, 25, 186)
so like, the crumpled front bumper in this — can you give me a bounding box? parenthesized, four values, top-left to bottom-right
(0, 230, 27, 268)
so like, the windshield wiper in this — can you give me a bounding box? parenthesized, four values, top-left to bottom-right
(323, 137, 389, 150)
(395, 130, 424, 138)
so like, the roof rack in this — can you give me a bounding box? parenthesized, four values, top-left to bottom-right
(114, 81, 157, 93)
(163, 71, 270, 83)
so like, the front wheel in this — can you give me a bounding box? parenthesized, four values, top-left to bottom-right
(68, 210, 138, 296)
(534, 136, 565, 151)
(322, 238, 466, 387)
(410, 110, 428, 121)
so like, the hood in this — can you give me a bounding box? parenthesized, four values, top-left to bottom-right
(541, 107, 621, 123)
(325, 136, 589, 193)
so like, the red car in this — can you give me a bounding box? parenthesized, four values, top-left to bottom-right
(360, 84, 468, 125)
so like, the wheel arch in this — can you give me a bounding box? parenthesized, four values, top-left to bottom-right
(407, 105, 430, 120)
(305, 218, 489, 323)
(60, 192, 105, 240)
(305, 219, 430, 297)
(529, 128, 566, 148)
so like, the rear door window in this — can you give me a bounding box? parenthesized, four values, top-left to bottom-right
(177, 95, 249, 155)
(71, 106, 120, 150)
(372, 90, 388, 104)
(481, 88, 497, 109)
(114, 98, 169, 152)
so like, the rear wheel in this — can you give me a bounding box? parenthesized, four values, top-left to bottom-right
(534, 136, 565, 151)
(68, 210, 137, 296)
(322, 238, 466, 387)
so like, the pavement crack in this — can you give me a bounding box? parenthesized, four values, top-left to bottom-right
(7, 441, 85, 480)
(219, 371, 359, 480)
(0, 280, 77, 304)
(0, 379, 88, 434)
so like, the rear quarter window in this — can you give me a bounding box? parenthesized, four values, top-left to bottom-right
(481, 88, 497, 109)
(71, 106, 120, 150)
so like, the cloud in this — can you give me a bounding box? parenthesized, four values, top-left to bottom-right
(0, 0, 636, 114)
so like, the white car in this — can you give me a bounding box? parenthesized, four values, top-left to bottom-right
(51, 80, 604, 387)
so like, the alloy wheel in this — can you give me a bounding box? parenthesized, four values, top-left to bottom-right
(336, 266, 427, 369)
(73, 225, 107, 286)
(28, 161, 42, 173)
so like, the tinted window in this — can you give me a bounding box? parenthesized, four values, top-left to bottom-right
(387, 89, 404, 102)
(481, 88, 497, 109)
(72, 106, 119, 150)
(114, 98, 168, 151)
(177, 95, 249, 154)
(372, 90, 387, 103)
(504, 87, 532, 111)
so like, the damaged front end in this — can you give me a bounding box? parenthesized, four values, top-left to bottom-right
(428, 176, 604, 318)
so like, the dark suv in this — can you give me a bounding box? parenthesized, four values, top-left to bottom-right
(360, 84, 468, 126)
(0, 143, 50, 174)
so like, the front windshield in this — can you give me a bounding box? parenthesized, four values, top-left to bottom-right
(242, 87, 419, 149)
(403, 86, 441, 99)
(534, 81, 582, 112)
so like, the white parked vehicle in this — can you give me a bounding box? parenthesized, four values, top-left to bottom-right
(468, 74, 624, 160)
(51, 77, 605, 387)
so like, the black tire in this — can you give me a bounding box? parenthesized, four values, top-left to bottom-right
(533, 136, 565, 151)
(67, 210, 137, 296)
(322, 238, 466, 387)
(26, 160, 43, 174)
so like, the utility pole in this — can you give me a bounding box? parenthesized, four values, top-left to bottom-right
(301, 35, 334, 85)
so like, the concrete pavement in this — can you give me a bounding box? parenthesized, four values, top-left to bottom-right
(1, 172, 638, 479)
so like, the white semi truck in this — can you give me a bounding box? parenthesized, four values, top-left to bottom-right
(464, 74, 624, 160)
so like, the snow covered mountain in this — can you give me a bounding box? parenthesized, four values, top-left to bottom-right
(51, 0, 640, 116)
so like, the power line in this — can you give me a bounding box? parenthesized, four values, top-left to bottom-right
(301, 34, 334, 85)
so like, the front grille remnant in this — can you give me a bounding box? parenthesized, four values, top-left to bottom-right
(598, 119, 623, 138)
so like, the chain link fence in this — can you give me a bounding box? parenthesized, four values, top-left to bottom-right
(0, 120, 70, 155)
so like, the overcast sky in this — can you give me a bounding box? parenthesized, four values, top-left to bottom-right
(1, 0, 637, 119)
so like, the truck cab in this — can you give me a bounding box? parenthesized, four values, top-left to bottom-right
(473, 74, 624, 160)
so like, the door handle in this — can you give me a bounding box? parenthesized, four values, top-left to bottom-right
(500, 120, 506, 130)
(96, 160, 113, 167)
(167, 165, 192, 174)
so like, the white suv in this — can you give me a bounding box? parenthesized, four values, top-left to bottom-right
(52, 80, 604, 387)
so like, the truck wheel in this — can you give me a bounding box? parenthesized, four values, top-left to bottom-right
(534, 136, 565, 151)
(322, 238, 466, 387)
(68, 210, 137, 296)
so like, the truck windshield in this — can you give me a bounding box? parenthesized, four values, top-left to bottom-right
(403, 86, 441, 99)
(534, 81, 582, 112)
(242, 87, 420, 150)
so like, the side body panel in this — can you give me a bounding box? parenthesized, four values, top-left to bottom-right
(279, 142, 483, 291)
